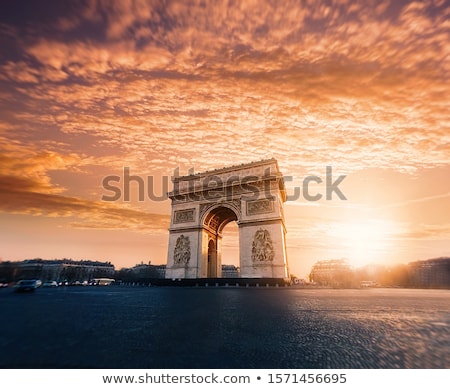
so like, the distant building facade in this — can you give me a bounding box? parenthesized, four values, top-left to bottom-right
(309, 259, 354, 287)
(114, 263, 166, 283)
(408, 257, 450, 288)
(221, 264, 240, 278)
(154, 264, 167, 278)
(0, 259, 115, 283)
(129, 262, 166, 279)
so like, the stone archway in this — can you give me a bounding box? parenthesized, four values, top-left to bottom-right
(165, 158, 289, 279)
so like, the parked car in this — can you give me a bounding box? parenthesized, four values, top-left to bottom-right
(42, 281, 58, 287)
(14, 279, 41, 292)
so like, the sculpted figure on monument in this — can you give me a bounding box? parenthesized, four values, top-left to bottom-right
(251, 228, 274, 262)
(174, 234, 191, 264)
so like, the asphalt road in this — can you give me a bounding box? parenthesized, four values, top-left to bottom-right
(0, 286, 449, 368)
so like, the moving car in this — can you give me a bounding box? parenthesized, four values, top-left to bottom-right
(14, 279, 41, 292)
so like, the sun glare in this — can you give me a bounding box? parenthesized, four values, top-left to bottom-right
(328, 220, 398, 267)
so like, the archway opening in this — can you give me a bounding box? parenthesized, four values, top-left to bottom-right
(203, 205, 239, 278)
(221, 221, 240, 277)
(207, 239, 217, 278)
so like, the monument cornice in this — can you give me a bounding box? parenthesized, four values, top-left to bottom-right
(172, 158, 280, 182)
(169, 179, 286, 202)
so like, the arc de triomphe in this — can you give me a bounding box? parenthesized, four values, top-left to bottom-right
(165, 158, 289, 279)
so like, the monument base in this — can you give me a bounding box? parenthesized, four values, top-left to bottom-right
(145, 278, 290, 287)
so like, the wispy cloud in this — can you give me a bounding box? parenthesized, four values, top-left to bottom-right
(380, 192, 450, 209)
(392, 223, 450, 240)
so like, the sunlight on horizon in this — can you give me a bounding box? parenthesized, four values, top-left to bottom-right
(327, 219, 400, 267)
(216, 217, 404, 269)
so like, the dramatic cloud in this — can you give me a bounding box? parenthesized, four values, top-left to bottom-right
(0, 0, 448, 271)
(0, 173, 169, 232)
(0, 133, 168, 231)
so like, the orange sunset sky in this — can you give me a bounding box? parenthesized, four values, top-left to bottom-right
(0, 0, 449, 278)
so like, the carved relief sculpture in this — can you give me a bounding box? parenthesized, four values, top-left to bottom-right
(247, 199, 274, 215)
(174, 209, 195, 224)
(251, 229, 274, 262)
(174, 235, 191, 264)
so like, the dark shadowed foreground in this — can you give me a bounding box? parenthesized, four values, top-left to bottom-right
(0, 287, 449, 368)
